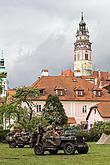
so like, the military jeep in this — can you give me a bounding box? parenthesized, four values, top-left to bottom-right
(6, 131, 31, 148)
(33, 128, 89, 155)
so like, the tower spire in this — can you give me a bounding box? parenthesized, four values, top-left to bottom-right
(79, 12, 86, 32)
(81, 12, 84, 21)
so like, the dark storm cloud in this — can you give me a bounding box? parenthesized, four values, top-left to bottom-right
(0, 0, 110, 87)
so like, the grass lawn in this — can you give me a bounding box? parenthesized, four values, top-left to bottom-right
(0, 142, 110, 165)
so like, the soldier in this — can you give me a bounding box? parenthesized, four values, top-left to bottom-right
(52, 127, 59, 138)
(13, 128, 25, 142)
(36, 123, 45, 146)
(43, 125, 60, 146)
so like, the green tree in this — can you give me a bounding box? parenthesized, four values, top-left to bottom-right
(0, 86, 41, 130)
(42, 95, 67, 126)
(0, 72, 7, 94)
(0, 101, 26, 129)
(93, 121, 110, 135)
(20, 115, 48, 132)
(13, 86, 40, 121)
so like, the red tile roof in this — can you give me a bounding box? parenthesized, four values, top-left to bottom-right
(93, 71, 110, 86)
(32, 76, 110, 101)
(67, 117, 76, 124)
(87, 102, 110, 119)
(60, 70, 73, 77)
(60, 70, 110, 87)
(92, 86, 102, 91)
(93, 71, 110, 80)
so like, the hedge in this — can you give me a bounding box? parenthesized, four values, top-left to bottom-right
(78, 129, 102, 142)
(0, 129, 10, 142)
(64, 125, 102, 142)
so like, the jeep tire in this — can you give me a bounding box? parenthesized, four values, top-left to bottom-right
(9, 140, 17, 148)
(63, 142, 75, 155)
(34, 143, 44, 155)
(77, 144, 89, 154)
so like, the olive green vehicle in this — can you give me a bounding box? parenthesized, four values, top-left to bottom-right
(33, 127, 89, 155)
(6, 131, 31, 148)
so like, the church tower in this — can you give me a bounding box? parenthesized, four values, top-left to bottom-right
(74, 13, 92, 77)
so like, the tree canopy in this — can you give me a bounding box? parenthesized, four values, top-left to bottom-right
(13, 86, 40, 121)
(0, 86, 41, 130)
(42, 95, 67, 126)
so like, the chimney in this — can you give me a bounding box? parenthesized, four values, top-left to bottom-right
(74, 70, 81, 77)
(95, 78, 97, 85)
(98, 71, 101, 78)
(99, 81, 102, 88)
(41, 69, 49, 76)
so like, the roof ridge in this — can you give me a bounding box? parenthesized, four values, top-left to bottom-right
(32, 76, 43, 87)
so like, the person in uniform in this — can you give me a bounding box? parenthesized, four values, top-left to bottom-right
(36, 123, 45, 146)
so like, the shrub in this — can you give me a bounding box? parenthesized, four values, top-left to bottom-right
(0, 129, 10, 142)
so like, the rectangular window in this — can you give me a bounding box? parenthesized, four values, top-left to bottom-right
(76, 90, 84, 96)
(85, 54, 88, 60)
(36, 105, 42, 112)
(56, 90, 64, 96)
(94, 109, 96, 114)
(77, 54, 80, 60)
(0, 61, 4, 66)
(74, 55, 76, 61)
(82, 105, 87, 113)
(39, 89, 44, 95)
(90, 124, 93, 128)
(94, 91, 101, 97)
(96, 91, 101, 97)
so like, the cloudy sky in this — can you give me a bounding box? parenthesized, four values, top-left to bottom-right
(0, 0, 110, 88)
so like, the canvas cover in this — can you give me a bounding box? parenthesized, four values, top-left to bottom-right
(96, 133, 110, 144)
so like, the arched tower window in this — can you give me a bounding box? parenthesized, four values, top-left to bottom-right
(74, 54, 76, 61)
(77, 54, 80, 60)
(85, 54, 88, 60)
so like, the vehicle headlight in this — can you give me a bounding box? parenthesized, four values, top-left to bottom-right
(9, 137, 13, 140)
(74, 137, 77, 141)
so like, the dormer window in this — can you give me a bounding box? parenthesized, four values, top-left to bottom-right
(75, 90, 84, 96)
(38, 88, 45, 95)
(55, 89, 64, 96)
(55, 85, 65, 96)
(92, 86, 102, 97)
(93, 90, 101, 97)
